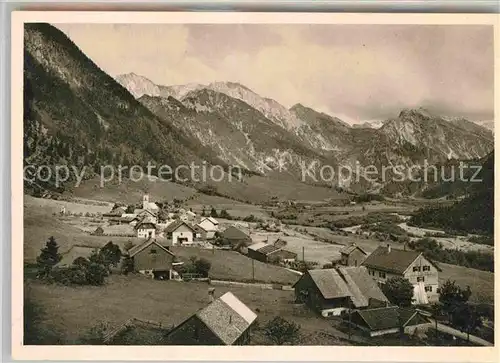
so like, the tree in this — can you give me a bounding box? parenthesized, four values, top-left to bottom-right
(439, 279, 472, 321)
(120, 256, 134, 275)
(99, 241, 122, 271)
(36, 236, 62, 278)
(451, 304, 482, 342)
(381, 277, 414, 307)
(210, 207, 218, 218)
(219, 209, 231, 219)
(194, 258, 211, 277)
(263, 316, 301, 345)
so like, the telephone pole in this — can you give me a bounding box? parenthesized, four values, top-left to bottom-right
(348, 299, 352, 340)
(251, 258, 255, 282)
(302, 246, 305, 262)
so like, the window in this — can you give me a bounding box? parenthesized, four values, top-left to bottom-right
(379, 271, 386, 278)
(425, 286, 432, 292)
(413, 266, 421, 272)
(423, 265, 430, 271)
(150, 249, 157, 254)
(417, 276, 425, 282)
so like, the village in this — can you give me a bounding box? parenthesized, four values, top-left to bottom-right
(24, 192, 494, 346)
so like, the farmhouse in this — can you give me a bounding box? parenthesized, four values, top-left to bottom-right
(103, 206, 126, 218)
(293, 266, 389, 317)
(133, 209, 158, 224)
(339, 243, 368, 267)
(142, 193, 159, 212)
(135, 221, 157, 239)
(164, 292, 257, 345)
(180, 210, 197, 223)
(127, 239, 176, 279)
(164, 220, 195, 245)
(247, 242, 297, 263)
(348, 306, 432, 337)
(197, 217, 219, 239)
(198, 217, 219, 233)
(362, 245, 440, 304)
(221, 226, 252, 249)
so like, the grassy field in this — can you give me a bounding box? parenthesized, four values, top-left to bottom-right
(26, 276, 346, 345)
(439, 263, 495, 305)
(171, 246, 300, 285)
(69, 174, 348, 205)
(23, 202, 143, 262)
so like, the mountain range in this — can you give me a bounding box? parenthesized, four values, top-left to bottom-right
(24, 23, 494, 198)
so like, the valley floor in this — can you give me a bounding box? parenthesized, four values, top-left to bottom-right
(22, 193, 495, 345)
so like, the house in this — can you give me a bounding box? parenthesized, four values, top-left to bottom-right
(103, 206, 126, 218)
(55, 245, 99, 268)
(180, 210, 197, 223)
(164, 220, 195, 245)
(197, 217, 219, 239)
(164, 292, 257, 345)
(127, 239, 176, 279)
(362, 245, 440, 304)
(348, 306, 432, 337)
(221, 226, 252, 249)
(339, 243, 368, 267)
(142, 193, 159, 212)
(135, 221, 157, 239)
(293, 267, 389, 317)
(119, 215, 141, 226)
(133, 209, 158, 224)
(247, 242, 297, 263)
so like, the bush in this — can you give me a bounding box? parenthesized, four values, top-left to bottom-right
(263, 317, 301, 345)
(194, 258, 211, 277)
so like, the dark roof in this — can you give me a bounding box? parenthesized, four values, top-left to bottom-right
(338, 266, 389, 306)
(222, 226, 250, 241)
(303, 269, 352, 300)
(164, 220, 195, 233)
(128, 239, 175, 257)
(362, 246, 421, 274)
(255, 244, 281, 255)
(294, 267, 388, 308)
(355, 307, 424, 331)
(340, 243, 367, 256)
(134, 222, 156, 230)
(167, 292, 257, 345)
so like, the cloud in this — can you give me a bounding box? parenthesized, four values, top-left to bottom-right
(55, 23, 493, 123)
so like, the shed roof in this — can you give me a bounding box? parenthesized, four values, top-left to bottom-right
(337, 266, 389, 306)
(355, 307, 422, 331)
(340, 243, 367, 256)
(247, 242, 268, 251)
(222, 226, 250, 241)
(195, 292, 257, 345)
(307, 269, 352, 300)
(294, 267, 388, 308)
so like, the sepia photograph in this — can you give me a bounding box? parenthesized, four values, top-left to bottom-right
(11, 11, 497, 361)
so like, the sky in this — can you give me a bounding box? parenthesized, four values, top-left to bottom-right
(55, 23, 494, 124)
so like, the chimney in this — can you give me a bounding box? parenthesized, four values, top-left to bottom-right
(387, 244, 391, 253)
